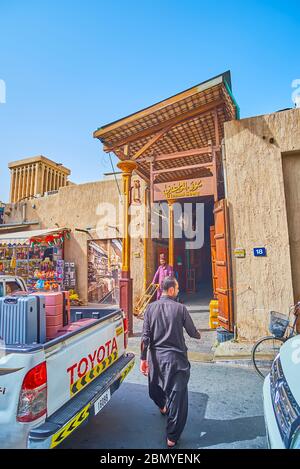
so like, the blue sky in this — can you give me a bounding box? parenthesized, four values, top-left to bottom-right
(0, 0, 299, 202)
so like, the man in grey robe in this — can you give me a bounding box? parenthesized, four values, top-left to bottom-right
(140, 276, 201, 447)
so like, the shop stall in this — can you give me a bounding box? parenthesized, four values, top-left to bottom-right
(0, 228, 75, 292)
(87, 239, 122, 304)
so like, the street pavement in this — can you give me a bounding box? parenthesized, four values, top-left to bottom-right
(61, 361, 267, 449)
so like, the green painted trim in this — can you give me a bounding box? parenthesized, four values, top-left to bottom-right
(224, 79, 240, 120)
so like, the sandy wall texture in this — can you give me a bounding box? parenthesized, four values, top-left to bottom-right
(224, 108, 300, 341)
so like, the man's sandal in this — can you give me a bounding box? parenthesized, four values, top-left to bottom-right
(167, 438, 177, 448)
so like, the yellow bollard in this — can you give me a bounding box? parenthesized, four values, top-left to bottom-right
(209, 299, 219, 329)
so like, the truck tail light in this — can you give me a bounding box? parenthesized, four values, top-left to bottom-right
(123, 316, 128, 349)
(17, 361, 47, 423)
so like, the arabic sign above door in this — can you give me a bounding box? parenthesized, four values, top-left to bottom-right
(153, 177, 214, 201)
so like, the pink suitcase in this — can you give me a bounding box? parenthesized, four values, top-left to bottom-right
(35, 292, 63, 306)
(46, 314, 63, 326)
(33, 292, 64, 340)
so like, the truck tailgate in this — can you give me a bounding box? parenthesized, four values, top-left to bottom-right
(28, 353, 135, 449)
(45, 310, 125, 416)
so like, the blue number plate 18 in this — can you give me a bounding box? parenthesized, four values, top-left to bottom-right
(253, 247, 267, 257)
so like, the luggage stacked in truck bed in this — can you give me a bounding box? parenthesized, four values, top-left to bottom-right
(0, 295, 46, 345)
(34, 291, 71, 340)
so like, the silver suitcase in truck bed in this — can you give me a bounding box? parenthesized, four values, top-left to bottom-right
(0, 295, 46, 345)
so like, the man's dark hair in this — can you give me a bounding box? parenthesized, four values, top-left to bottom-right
(162, 276, 177, 292)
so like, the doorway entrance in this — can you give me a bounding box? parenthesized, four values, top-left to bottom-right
(154, 196, 215, 307)
(152, 196, 233, 331)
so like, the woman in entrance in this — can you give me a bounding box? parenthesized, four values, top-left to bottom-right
(152, 253, 174, 300)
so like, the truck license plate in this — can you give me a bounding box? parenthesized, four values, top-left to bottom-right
(94, 389, 111, 415)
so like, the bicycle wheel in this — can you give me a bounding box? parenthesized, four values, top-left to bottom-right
(252, 336, 285, 379)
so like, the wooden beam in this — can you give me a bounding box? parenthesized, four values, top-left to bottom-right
(151, 146, 220, 162)
(214, 109, 220, 147)
(102, 100, 224, 152)
(152, 161, 213, 175)
(150, 159, 155, 204)
(131, 127, 170, 161)
(135, 167, 150, 184)
(124, 144, 129, 157)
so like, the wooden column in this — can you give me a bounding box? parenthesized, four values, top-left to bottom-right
(21, 167, 25, 200)
(14, 169, 17, 202)
(25, 166, 30, 198)
(10, 169, 16, 203)
(167, 199, 175, 268)
(16, 168, 21, 202)
(49, 169, 53, 191)
(15, 169, 19, 202)
(44, 167, 48, 193)
(34, 163, 39, 195)
(143, 186, 149, 291)
(12, 169, 16, 203)
(20, 167, 25, 201)
(40, 164, 45, 195)
(19, 167, 24, 201)
(116, 159, 137, 337)
(18, 168, 23, 202)
(28, 166, 32, 198)
(30, 165, 35, 198)
(50, 168, 53, 190)
(19, 167, 23, 200)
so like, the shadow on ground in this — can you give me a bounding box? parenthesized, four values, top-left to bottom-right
(61, 382, 266, 449)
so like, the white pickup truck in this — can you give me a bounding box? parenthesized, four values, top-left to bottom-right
(0, 276, 27, 297)
(0, 306, 135, 449)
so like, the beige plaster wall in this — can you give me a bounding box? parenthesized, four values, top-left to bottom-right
(224, 108, 300, 341)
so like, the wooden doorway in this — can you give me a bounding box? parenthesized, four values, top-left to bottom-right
(214, 199, 233, 331)
(210, 225, 217, 299)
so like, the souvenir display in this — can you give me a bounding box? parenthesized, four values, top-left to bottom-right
(0, 230, 75, 293)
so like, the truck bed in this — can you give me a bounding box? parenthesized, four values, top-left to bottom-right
(2, 307, 121, 354)
(0, 305, 133, 448)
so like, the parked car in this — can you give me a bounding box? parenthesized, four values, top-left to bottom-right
(0, 275, 27, 297)
(0, 305, 134, 448)
(263, 334, 300, 448)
